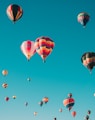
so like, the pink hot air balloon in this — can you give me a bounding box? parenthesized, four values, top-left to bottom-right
(20, 40, 36, 61)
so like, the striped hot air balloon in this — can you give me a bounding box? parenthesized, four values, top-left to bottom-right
(81, 52, 95, 73)
(20, 40, 36, 61)
(63, 93, 75, 111)
(35, 36, 55, 62)
(6, 4, 23, 23)
(77, 12, 90, 27)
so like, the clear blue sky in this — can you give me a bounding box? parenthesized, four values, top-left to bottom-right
(0, 0, 95, 120)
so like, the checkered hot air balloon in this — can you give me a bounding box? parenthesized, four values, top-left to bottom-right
(77, 12, 90, 27)
(81, 52, 95, 73)
(20, 40, 36, 61)
(63, 93, 75, 111)
(6, 4, 23, 23)
(35, 36, 55, 62)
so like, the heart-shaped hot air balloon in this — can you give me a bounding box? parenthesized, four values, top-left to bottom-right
(6, 4, 23, 23)
(20, 40, 36, 61)
(35, 36, 55, 62)
(63, 93, 75, 111)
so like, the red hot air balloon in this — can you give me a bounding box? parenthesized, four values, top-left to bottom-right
(63, 93, 75, 111)
(71, 111, 76, 117)
(5, 97, 9, 101)
(20, 40, 36, 61)
(42, 97, 49, 103)
(35, 36, 55, 62)
(6, 4, 23, 23)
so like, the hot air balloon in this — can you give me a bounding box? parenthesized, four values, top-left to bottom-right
(2, 83, 8, 88)
(5, 97, 9, 101)
(84, 115, 89, 120)
(63, 93, 75, 111)
(34, 112, 38, 116)
(81, 52, 95, 73)
(27, 77, 31, 81)
(2, 70, 8, 76)
(25, 102, 28, 106)
(6, 4, 23, 23)
(35, 36, 55, 62)
(71, 111, 76, 117)
(59, 108, 62, 112)
(20, 40, 36, 61)
(42, 97, 49, 103)
(38, 101, 43, 106)
(87, 110, 91, 115)
(77, 12, 90, 27)
(12, 96, 16, 99)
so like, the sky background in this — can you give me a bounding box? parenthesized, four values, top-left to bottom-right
(0, 0, 95, 120)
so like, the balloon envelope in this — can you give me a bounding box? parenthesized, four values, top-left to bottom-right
(21, 40, 36, 61)
(77, 12, 90, 27)
(6, 4, 23, 22)
(35, 36, 55, 62)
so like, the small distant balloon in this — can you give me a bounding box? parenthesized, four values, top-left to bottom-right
(2, 70, 8, 76)
(2, 83, 8, 88)
(5, 97, 9, 101)
(12, 96, 16, 99)
(54, 118, 57, 120)
(25, 102, 28, 106)
(88, 110, 91, 115)
(94, 93, 95, 96)
(59, 108, 62, 112)
(84, 115, 89, 120)
(71, 111, 76, 117)
(27, 77, 31, 81)
(42, 97, 49, 103)
(34, 112, 38, 116)
(38, 101, 43, 106)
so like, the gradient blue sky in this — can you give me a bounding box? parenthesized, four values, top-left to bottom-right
(0, 0, 95, 120)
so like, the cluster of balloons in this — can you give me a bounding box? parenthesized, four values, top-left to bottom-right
(39, 97, 49, 106)
(20, 37, 55, 62)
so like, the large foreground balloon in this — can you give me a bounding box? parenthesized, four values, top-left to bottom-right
(20, 40, 36, 61)
(63, 93, 75, 111)
(81, 52, 95, 72)
(77, 12, 90, 27)
(6, 4, 23, 22)
(35, 36, 55, 62)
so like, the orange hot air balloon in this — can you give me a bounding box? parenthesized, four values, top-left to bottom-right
(6, 4, 23, 23)
(20, 40, 36, 61)
(42, 97, 49, 103)
(2, 70, 8, 76)
(35, 36, 55, 62)
(71, 111, 76, 117)
(2, 83, 8, 88)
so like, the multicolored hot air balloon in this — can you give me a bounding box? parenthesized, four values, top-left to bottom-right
(35, 36, 55, 62)
(2, 83, 8, 88)
(20, 40, 36, 61)
(71, 111, 76, 117)
(77, 12, 90, 27)
(63, 93, 75, 111)
(6, 4, 23, 23)
(42, 97, 49, 103)
(81, 52, 95, 72)
(2, 70, 8, 76)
